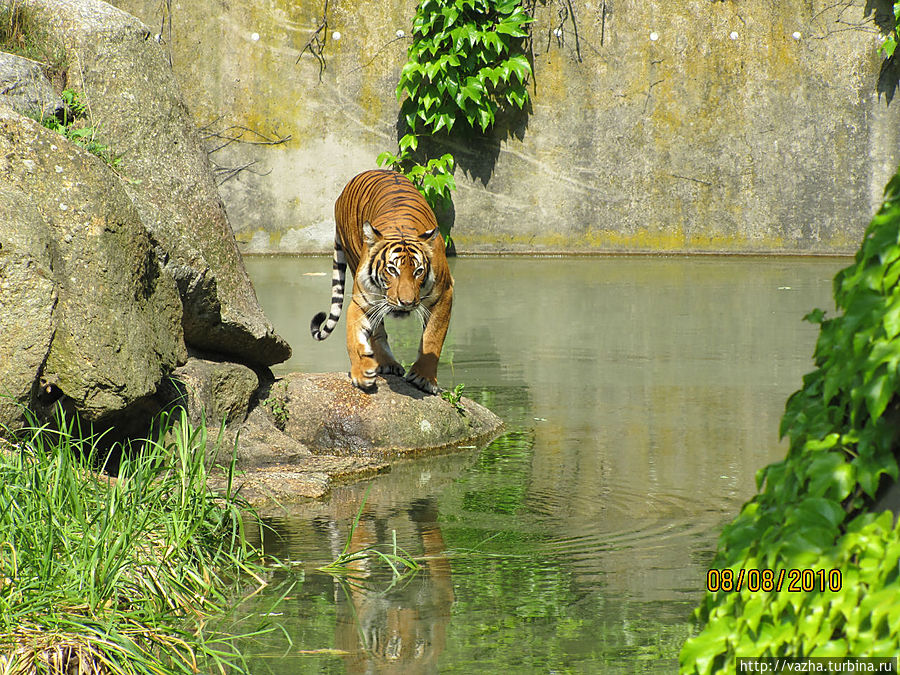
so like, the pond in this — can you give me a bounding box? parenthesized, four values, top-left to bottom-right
(238, 255, 844, 673)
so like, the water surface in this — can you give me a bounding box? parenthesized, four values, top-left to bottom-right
(239, 255, 843, 673)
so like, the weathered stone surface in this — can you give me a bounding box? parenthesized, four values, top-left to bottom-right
(8, 0, 291, 366)
(204, 402, 391, 504)
(0, 106, 186, 423)
(217, 458, 391, 505)
(0, 52, 62, 120)
(115, 0, 900, 255)
(169, 356, 259, 428)
(0, 188, 57, 429)
(273, 372, 504, 457)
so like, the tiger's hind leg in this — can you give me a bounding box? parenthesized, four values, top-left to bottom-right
(371, 323, 404, 376)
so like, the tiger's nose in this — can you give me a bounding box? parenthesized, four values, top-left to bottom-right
(398, 298, 416, 308)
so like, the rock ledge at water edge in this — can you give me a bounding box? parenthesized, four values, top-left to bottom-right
(206, 372, 504, 507)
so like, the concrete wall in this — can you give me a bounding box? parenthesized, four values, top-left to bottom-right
(112, 0, 900, 254)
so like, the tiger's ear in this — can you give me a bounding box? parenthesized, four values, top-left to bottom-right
(419, 227, 439, 244)
(363, 221, 383, 245)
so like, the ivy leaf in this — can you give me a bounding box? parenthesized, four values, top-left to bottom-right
(804, 308, 826, 324)
(882, 298, 900, 338)
(505, 53, 532, 82)
(376, 151, 398, 167)
(495, 19, 529, 37)
(441, 5, 460, 29)
(399, 133, 418, 153)
(494, 0, 522, 12)
(476, 106, 493, 131)
(459, 76, 485, 103)
(507, 87, 528, 108)
(861, 370, 893, 421)
(680, 623, 729, 675)
(806, 453, 854, 500)
(790, 497, 845, 530)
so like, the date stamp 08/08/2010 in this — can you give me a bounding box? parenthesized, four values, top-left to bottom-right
(706, 568, 843, 593)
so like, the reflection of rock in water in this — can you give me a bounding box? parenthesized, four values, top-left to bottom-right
(329, 498, 454, 674)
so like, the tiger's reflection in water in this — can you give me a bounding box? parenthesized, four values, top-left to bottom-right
(326, 499, 454, 674)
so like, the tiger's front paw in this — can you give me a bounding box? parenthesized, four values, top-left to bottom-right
(404, 369, 440, 395)
(376, 362, 405, 376)
(349, 365, 377, 392)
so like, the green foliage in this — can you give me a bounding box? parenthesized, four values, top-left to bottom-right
(440, 382, 467, 414)
(397, 0, 532, 137)
(0, 407, 271, 674)
(377, 149, 457, 216)
(679, 170, 900, 672)
(378, 0, 533, 236)
(261, 396, 289, 430)
(879, 1, 900, 59)
(39, 89, 120, 168)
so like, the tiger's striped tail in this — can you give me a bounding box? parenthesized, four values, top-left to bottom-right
(310, 239, 347, 341)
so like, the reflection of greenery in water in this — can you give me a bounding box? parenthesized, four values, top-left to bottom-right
(435, 429, 692, 673)
(457, 430, 535, 517)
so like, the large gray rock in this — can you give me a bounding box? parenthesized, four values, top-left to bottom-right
(0, 106, 186, 425)
(0, 52, 63, 120)
(180, 368, 502, 503)
(169, 356, 260, 429)
(275, 372, 503, 457)
(7, 0, 290, 366)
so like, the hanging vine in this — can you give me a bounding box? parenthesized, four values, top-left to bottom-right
(377, 0, 534, 239)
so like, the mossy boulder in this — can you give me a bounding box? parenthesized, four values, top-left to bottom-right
(0, 52, 62, 119)
(10, 0, 290, 366)
(0, 186, 57, 428)
(0, 106, 185, 426)
(167, 356, 260, 429)
(198, 371, 503, 504)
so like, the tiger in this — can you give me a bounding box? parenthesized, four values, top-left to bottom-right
(310, 169, 454, 395)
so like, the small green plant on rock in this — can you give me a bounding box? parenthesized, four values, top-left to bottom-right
(261, 383, 290, 430)
(441, 383, 467, 414)
(39, 89, 120, 168)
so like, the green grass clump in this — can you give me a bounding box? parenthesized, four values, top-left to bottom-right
(39, 89, 121, 168)
(0, 408, 269, 675)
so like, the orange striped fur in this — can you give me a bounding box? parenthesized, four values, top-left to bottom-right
(311, 170, 453, 394)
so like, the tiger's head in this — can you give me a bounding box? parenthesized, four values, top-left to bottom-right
(360, 221, 439, 322)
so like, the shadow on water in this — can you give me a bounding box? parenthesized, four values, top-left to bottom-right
(241, 255, 845, 673)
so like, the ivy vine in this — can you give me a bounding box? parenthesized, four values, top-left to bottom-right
(879, 1, 900, 58)
(679, 170, 900, 671)
(377, 0, 534, 238)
